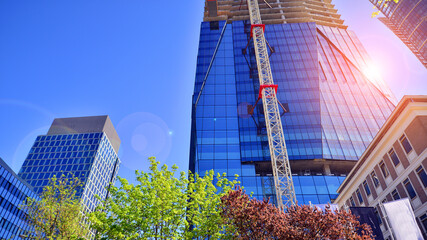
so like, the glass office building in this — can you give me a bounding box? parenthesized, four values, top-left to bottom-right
(0, 158, 38, 239)
(370, 0, 427, 68)
(189, 1, 396, 205)
(18, 116, 121, 212)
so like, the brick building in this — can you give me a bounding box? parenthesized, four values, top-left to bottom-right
(334, 95, 427, 239)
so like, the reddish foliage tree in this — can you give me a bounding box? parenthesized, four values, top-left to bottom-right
(221, 187, 374, 240)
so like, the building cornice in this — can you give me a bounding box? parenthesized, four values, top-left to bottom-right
(336, 95, 427, 196)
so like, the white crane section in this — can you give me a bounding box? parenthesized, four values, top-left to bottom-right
(247, 0, 296, 209)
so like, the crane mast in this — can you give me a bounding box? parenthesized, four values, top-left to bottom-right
(247, 0, 296, 209)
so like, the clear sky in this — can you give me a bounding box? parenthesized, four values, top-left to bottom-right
(1, 0, 426, 182)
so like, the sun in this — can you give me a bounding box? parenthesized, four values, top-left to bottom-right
(362, 62, 383, 84)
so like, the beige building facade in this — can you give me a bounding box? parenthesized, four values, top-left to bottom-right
(334, 95, 427, 239)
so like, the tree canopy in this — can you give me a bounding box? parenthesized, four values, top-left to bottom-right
(19, 159, 375, 240)
(21, 175, 89, 240)
(89, 157, 237, 240)
(221, 187, 374, 240)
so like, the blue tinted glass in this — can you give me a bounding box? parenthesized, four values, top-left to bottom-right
(363, 181, 371, 196)
(190, 20, 395, 207)
(357, 190, 363, 203)
(19, 132, 120, 213)
(325, 177, 341, 195)
(293, 176, 302, 195)
(313, 176, 328, 194)
(389, 149, 400, 166)
(318, 194, 331, 204)
(303, 195, 320, 205)
(299, 176, 316, 194)
(404, 179, 417, 199)
(0, 159, 40, 235)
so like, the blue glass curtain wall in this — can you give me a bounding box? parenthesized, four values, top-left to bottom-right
(0, 160, 38, 239)
(18, 132, 120, 212)
(190, 20, 395, 205)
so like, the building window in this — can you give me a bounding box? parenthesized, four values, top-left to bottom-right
(371, 171, 380, 188)
(363, 180, 371, 196)
(375, 206, 382, 225)
(380, 161, 389, 178)
(404, 178, 417, 199)
(420, 214, 427, 235)
(388, 148, 400, 166)
(392, 189, 400, 200)
(356, 189, 363, 204)
(399, 134, 413, 154)
(349, 196, 356, 207)
(416, 166, 427, 188)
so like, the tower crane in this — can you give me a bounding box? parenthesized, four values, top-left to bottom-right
(246, 0, 296, 209)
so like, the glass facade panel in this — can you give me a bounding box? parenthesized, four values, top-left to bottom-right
(356, 189, 363, 204)
(400, 135, 413, 154)
(404, 178, 417, 199)
(392, 189, 401, 200)
(389, 149, 400, 166)
(371, 171, 380, 188)
(18, 117, 121, 214)
(299, 176, 316, 194)
(369, 0, 427, 68)
(0, 158, 38, 239)
(416, 166, 427, 188)
(380, 161, 389, 178)
(363, 180, 371, 196)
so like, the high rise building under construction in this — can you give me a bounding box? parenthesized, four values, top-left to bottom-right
(189, 0, 396, 205)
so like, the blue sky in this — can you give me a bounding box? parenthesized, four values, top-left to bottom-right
(1, 1, 426, 181)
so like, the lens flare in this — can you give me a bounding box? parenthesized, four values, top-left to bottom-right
(362, 62, 382, 84)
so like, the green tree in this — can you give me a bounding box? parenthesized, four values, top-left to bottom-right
(20, 175, 89, 240)
(89, 157, 237, 240)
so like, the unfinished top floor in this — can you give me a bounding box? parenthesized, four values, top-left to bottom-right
(204, 0, 346, 29)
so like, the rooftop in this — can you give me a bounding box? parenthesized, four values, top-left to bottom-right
(204, 0, 347, 29)
(47, 115, 121, 154)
